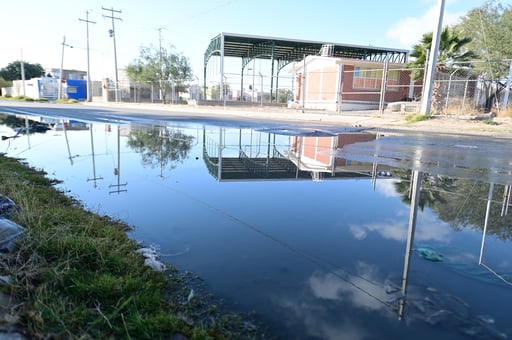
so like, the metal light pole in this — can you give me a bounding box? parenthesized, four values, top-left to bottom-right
(79, 11, 96, 102)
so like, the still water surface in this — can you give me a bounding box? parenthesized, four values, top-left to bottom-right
(1, 113, 512, 339)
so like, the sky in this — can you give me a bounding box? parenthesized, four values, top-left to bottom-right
(1, 0, 486, 82)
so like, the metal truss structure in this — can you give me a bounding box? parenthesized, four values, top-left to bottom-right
(203, 32, 409, 102)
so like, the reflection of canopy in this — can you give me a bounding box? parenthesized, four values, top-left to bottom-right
(202, 129, 390, 181)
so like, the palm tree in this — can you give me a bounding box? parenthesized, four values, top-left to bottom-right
(408, 26, 477, 81)
(407, 26, 477, 112)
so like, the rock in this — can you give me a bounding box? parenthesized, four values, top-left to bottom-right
(0, 218, 25, 253)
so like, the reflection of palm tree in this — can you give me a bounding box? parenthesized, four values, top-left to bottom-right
(127, 127, 194, 173)
(393, 169, 451, 211)
(393, 170, 512, 240)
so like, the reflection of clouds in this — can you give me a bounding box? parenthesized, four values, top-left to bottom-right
(276, 261, 392, 339)
(309, 262, 391, 312)
(375, 179, 401, 198)
(279, 296, 371, 340)
(349, 210, 452, 243)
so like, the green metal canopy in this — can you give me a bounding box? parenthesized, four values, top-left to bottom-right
(203, 32, 409, 101)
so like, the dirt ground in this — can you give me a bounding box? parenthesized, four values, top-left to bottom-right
(348, 113, 512, 138)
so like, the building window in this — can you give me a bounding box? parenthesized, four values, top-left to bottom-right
(353, 66, 400, 91)
(386, 70, 400, 92)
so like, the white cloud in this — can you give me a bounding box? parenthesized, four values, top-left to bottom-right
(386, 3, 466, 49)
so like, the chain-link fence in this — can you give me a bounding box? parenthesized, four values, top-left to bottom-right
(431, 59, 512, 115)
(93, 59, 512, 116)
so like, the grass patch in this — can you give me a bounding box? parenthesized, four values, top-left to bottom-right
(405, 113, 431, 123)
(482, 119, 499, 125)
(0, 154, 263, 338)
(0, 96, 47, 102)
(56, 99, 79, 104)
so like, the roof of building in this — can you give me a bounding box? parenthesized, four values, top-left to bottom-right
(204, 32, 409, 69)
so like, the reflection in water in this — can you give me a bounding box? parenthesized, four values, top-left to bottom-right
(202, 128, 392, 181)
(109, 125, 127, 194)
(86, 123, 103, 188)
(127, 124, 194, 178)
(1, 113, 512, 339)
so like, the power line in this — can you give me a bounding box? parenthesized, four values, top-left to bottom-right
(102, 6, 122, 103)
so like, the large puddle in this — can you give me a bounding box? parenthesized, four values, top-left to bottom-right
(1, 112, 512, 339)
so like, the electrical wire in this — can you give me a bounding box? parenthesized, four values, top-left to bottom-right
(150, 178, 393, 307)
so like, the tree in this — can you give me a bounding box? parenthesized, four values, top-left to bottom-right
(407, 27, 477, 113)
(126, 45, 193, 104)
(407, 26, 477, 82)
(277, 89, 293, 103)
(0, 76, 11, 91)
(455, 0, 512, 80)
(210, 83, 230, 100)
(0, 60, 44, 81)
(393, 170, 512, 240)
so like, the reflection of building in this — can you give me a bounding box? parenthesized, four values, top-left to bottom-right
(203, 128, 392, 181)
(289, 133, 384, 179)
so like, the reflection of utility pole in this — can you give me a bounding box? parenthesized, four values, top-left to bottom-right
(479, 183, 494, 265)
(159, 125, 165, 178)
(24, 116, 30, 149)
(102, 6, 122, 103)
(109, 125, 127, 194)
(62, 120, 74, 165)
(398, 170, 422, 320)
(79, 11, 96, 102)
(87, 123, 103, 187)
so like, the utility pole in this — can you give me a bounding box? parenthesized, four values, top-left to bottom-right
(58, 36, 73, 100)
(157, 26, 166, 103)
(20, 49, 26, 97)
(420, 0, 445, 114)
(79, 11, 96, 102)
(102, 6, 122, 103)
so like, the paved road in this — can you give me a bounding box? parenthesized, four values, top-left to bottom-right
(1, 100, 512, 138)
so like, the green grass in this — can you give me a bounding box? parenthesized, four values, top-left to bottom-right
(0, 155, 262, 339)
(482, 119, 498, 125)
(405, 113, 432, 123)
(0, 96, 48, 102)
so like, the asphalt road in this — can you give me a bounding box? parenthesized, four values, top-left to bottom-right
(2, 100, 512, 138)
